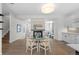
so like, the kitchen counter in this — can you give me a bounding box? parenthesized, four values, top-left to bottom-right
(62, 31, 79, 44)
(62, 32, 79, 35)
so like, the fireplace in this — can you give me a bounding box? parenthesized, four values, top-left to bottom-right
(33, 30, 43, 38)
(32, 29, 44, 38)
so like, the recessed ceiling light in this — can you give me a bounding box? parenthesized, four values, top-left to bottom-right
(41, 4, 55, 14)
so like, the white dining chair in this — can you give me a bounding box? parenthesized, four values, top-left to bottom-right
(26, 37, 38, 55)
(39, 38, 51, 55)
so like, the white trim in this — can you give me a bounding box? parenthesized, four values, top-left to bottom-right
(9, 38, 15, 43)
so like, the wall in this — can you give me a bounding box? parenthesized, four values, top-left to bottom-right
(2, 15, 9, 37)
(2, 4, 10, 37)
(31, 18, 45, 30)
(0, 3, 2, 54)
(57, 17, 64, 41)
(55, 10, 79, 41)
(10, 14, 26, 43)
(54, 19, 58, 40)
(2, 4, 26, 43)
(54, 16, 65, 40)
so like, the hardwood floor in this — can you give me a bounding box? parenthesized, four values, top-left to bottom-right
(2, 37, 75, 55)
(2, 32, 9, 54)
(3, 39, 26, 55)
(2, 32, 75, 55)
(2, 39, 51, 55)
(53, 40, 75, 55)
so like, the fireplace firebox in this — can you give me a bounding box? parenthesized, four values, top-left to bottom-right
(33, 30, 43, 38)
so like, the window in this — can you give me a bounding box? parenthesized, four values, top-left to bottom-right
(17, 24, 21, 32)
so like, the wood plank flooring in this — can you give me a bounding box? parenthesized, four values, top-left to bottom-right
(2, 32, 9, 54)
(53, 40, 75, 55)
(2, 38, 75, 55)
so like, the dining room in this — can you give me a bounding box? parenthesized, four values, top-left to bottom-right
(2, 3, 79, 55)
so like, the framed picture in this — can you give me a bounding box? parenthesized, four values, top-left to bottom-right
(17, 24, 21, 32)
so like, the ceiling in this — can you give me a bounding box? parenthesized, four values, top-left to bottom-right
(2, 3, 79, 20)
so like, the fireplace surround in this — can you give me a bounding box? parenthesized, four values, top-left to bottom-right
(32, 29, 44, 38)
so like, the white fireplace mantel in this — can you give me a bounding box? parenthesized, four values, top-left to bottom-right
(31, 29, 45, 31)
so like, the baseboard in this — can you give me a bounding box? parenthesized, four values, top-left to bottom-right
(9, 38, 25, 43)
(9, 39, 15, 43)
(55, 39, 63, 41)
(2, 30, 9, 38)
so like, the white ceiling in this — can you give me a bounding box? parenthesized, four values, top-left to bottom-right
(2, 3, 79, 20)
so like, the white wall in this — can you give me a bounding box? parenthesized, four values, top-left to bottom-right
(57, 17, 64, 41)
(0, 3, 2, 54)
(54, 16, 65, 40)
(2, 4, 10, 37)
(31, 19, 45, 30)
(54, 19, 58, 40)
(54, 10, 79, 41)
(10, 14, 26, 43)
(2, 15, 9, 37)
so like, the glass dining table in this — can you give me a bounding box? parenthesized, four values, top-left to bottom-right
(31, 37, 48, 53)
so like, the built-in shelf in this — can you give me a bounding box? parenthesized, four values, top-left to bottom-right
(0, 14, 4, 16)
(0, 14, 4, 30)
(0, 21, 4, 23)
(0, 28, 3, 30)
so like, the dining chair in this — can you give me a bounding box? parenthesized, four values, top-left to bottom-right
(39, 37, 51, 55)
(26, 37, 38, 55)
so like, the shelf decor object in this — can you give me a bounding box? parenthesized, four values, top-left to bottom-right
(0, 14, 4, 16)
(0, 28, 3, 30)
(0, 14, 4, 30)
(0, 21, 4, 23)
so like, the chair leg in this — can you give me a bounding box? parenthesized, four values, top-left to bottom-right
(37, 47, 39, 52)
(39, 48, 40, 52)
(45, 49, 46, 55)
(26, 45, 28, 53)
(37, 43, 39, 52)
(31, 49, 32, 55)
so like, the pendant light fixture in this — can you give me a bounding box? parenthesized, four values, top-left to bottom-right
(41, 3, 55, 14)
